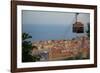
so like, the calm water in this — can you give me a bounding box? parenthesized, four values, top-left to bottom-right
(22, 24, 86, 41)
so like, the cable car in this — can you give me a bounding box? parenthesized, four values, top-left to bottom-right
(73, 13, 84, 33)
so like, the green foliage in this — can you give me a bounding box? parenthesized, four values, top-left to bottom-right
(22, 32, 33, 62)
(22, 32, 32, 40)
(86, 23, 90, 38)
(22, 32, 41, 62)
(32, 55, 41, 62)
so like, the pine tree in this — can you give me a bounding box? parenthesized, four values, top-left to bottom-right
(22, 32, 33, 62)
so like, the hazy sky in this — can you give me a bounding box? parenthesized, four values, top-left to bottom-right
(22, 10, 90, 41)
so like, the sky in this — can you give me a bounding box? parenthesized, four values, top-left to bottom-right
(22, 10, 90, 41)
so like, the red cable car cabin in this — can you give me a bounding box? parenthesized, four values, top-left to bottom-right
(73, 22, 84, 33)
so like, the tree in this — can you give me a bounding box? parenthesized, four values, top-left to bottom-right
(86, 23, 90, 38)
(22, 32, 41, 62)
(22, 32, 33, 62)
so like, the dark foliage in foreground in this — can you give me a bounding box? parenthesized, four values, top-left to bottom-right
(22, 32, 33, 62)
(86, 23, 90, 38)
(22, 32, 41, 62)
